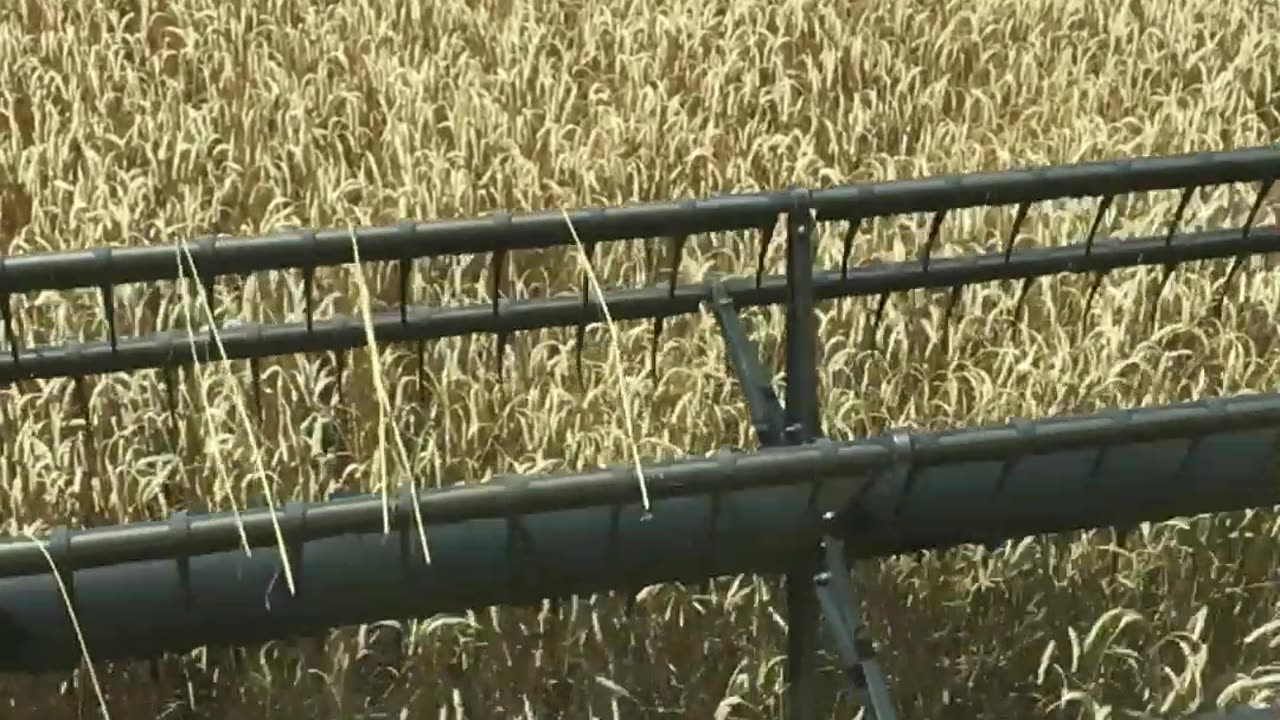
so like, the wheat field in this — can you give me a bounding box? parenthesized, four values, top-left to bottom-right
(1, 0, 1279, 717)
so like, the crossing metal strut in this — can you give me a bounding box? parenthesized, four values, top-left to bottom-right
(704, 188, 898, 719)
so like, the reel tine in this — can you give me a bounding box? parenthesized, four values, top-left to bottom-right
(1004, 201, 1032, 264)
(644, 237, 655, 284)
(398, 257, 411, 326)
(1084, 194, 1115, 257)
(0, 289, 14, 365)
(1211, 178, 1273, 320)
(650, 315, 665, 384)
(96, 248, 117, 352)
(302, 229, 317, 333)
(417, 340, 428, 405)
(1082, 272, 1107, 329)
(74, 374, 93, 437)
(102, 283, 117, 352)
(1012, 276, 1035, 327)
(866, 292, 891, 352)
(921, 210, 947, 273)
(755, 224, 773, 288)
(941, 284, 962, 350)
(491, 249, 506, 318)
(334, 349, 347, 410)
(1243, 178, 1275, 238)
(841, 218, 862, 279)
(1213, 256, 1244, 321)
(577, 240, 598, 387)
(576, 319, 587, 387)
(1148, 186, 1198, 328)
(397, 221, 416, 327)
(303, 265, 316, 334)
(251, 355, 264, 427)
(668, 235, 687, 297)
(495, 331, 510, 388)
(163, 364, 181, 442)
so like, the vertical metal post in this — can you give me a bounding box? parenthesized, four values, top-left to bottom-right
(784, 188, 820, 442)
(783, 188, 822, 720)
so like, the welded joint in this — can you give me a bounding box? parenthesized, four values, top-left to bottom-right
(813, 516, 898, 720)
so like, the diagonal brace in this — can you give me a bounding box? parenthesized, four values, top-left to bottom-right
(813, 513, 898, 720)
(705, 279, 787, 446)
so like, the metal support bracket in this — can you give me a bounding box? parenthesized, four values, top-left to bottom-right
(705, 280, 786, 446)
(814, 512, 898, 720)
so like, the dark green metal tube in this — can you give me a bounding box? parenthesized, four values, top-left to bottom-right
(1, 395, 1278, 673)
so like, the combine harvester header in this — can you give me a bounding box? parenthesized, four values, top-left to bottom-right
(0, 146, 1277, 719)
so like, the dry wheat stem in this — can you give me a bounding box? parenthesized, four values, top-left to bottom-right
(562, 209, 652, 513)
(348, 228, 432, 563)
(172, 244, 252, 556)
(177, 242, 296, 596)
(23, 532, 110, 720)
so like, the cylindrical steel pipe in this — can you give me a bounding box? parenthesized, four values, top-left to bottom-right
(1, 394, 1278, 672)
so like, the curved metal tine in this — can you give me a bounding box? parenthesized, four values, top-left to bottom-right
(920, 209, 947, 273)
(1213, 178, 1275, 319)
(163, 364, 181, 442)
(865, 292, 892, 352)
(576, 240, 598, 386)
(251, 356, 265, 427)
(101, 283, 117, 352)
(1147, 185, 1198, 328)
(941, 284, 963, 351)
(1084, 194, 1115, 258)
(303, 264, 316, 333)
(73, 374, 94, 441)
(416, 257, 431, 404)
(398, 256, 412, 326)
(841, 218, 863, 279)
(668, 234, 688, 297)
(334, 349, 347, 410)
(645, 234, 687, 386)
(0, 291, 15, 363)
(417, 340, 429, 404)
(1074, 194, 1116, 334)
(1004, 201, 1033, 264)
(1012, 276, 1035, 328)
(756, 224, 774, 288)
(1082, 272, 1107, 329)
(495, 330, 510, 388)
(491, 249, 506, 318)
(650, 314, 665, 384)
(491, 248, 508, 386)
(301, 229, 317, 334)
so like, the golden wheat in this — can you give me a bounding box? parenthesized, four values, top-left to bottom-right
(1, 0, 1279, 717)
